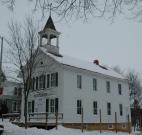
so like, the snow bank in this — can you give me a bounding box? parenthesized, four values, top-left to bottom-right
(0, 120, 137, 135)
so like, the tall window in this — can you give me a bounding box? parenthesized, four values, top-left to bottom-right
(106, 81, 110, 93)
(28, 100, 34, 113)
(93, 101, 98, 115)
(47, 74, 50, 88)
(93, 78, 97, 91)
(77, 75, 82, 89)
(36, 77, 39, 89)
(14, 87, 18, 96)
(107, 102, 111, 115)
(12, 101, 17, 112)
(119, 104, 123, 116)
(77, 100, 82, 114)
(46, 98, 58, 113)
(28, 102, 32, 113)
(51, 72, 58, 87)
(39, 75, 46, 89)
(50, 99, 55, 113)
(118, 84, 122, 95)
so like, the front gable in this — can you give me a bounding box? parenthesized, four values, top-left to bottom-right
(32, 48, 62, 77)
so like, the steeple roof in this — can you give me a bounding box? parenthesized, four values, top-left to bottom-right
(43, 16, 56, 31)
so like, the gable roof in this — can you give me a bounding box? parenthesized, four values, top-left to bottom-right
(43, 16, 56, 31)
(40, 47, 125, 80)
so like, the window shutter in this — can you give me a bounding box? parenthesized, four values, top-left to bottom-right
(32, 78, 35, 90)
(32, 100, 34, 113)
(47, 74, 50, 88)
(36, 77, 38, 89)
(43, 75, 46, 88)
(55, 98, 58, 113)
(56, 72, 58, 86)
(0, 88, 3, 95)
(46, 99, 49, 112)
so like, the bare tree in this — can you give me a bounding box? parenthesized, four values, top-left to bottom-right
(8, 17, 38, 128)
(126, 71, 142, 106)
(1, 0, 142, 21)
(126, 70, 142, 130)
(113, 65, 124, 75)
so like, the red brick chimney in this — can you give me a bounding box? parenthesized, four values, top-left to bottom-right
(94, 59, 99, 65)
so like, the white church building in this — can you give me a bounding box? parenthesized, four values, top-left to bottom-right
(21, 16, 131, 131)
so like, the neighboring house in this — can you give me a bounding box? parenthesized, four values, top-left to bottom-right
(0, 80, 22, 114)
(20, 16, 131, 131)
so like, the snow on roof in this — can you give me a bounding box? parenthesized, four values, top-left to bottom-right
(40, 47, 125, 80)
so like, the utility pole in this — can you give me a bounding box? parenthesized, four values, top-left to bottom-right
(0, 37, 3, 71)
(0, 36, 3, 87)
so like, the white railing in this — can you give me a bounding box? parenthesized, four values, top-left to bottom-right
(28, 112, 63, 124)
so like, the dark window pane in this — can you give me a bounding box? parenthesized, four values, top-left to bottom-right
(93, 101, 98, 115)
(107, 102, 111, 115)
(118, 84, 122, 95)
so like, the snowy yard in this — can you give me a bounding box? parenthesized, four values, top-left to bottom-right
(0, 120, 140, 135)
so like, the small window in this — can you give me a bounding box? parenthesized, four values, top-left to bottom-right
(119, 104, 123, 116)
(108, 124, 114, 129)
(118, 84, 122, 95)
(107, 102, 111, 115)
(122, 124, 126, 129)
(93, 101, 98, 115)
(51, 72, 58, 87)
(93, 78, 97, 91)
(106, 81, 110, 93)
(77, 75, 82, 89)
(77, 100, 82, 114)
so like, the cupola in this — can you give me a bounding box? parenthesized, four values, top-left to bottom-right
(39, 16, 61, 56)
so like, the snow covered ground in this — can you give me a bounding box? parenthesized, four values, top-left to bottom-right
(0, 120, 140, 135)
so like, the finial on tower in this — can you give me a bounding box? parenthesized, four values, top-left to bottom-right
(49, 3, 52, 16)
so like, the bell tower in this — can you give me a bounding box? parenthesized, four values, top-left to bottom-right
(39, 16, 61, 55)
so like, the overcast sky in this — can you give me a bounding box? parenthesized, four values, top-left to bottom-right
(0, 1, 142, 77)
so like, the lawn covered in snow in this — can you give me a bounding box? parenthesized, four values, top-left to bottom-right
(0, 120, 139, 135)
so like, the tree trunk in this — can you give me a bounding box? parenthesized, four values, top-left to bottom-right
(24, 96, 28, 129)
